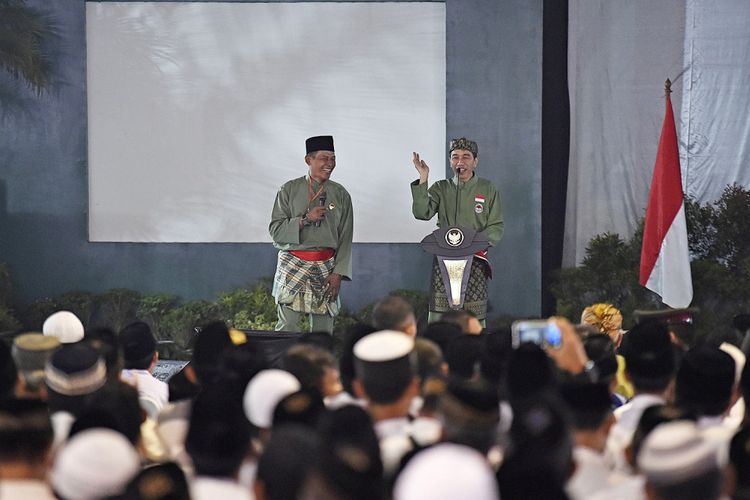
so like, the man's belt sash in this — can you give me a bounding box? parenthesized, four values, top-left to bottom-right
(289, 248, 335, 261)
(421, 226, 490, 310)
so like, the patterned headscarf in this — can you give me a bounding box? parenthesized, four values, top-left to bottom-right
(449, 138, 478, 157)
(581, 303, 623, 337)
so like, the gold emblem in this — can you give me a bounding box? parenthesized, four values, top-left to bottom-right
(328, 202, 336, 210)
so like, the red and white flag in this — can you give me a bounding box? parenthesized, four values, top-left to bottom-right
(639, 85, 693, 308)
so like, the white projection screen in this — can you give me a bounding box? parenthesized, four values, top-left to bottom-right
(86, 2, 446, 243)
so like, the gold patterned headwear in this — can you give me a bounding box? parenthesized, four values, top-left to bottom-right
(449, 138, 478, 157)
(581, 303, 623, 335)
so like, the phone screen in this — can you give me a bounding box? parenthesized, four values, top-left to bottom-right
(512, 320, 562, 349)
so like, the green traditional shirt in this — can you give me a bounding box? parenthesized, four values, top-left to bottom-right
(269, 175, 353, 280)
(411, 174, 504, 246)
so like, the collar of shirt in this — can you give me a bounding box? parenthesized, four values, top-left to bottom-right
(451, 173, 478, 187)
(374, 416, 410, 440)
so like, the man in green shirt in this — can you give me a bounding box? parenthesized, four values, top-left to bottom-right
(269, 135, 353, 333)
(411, 138, 503, 323)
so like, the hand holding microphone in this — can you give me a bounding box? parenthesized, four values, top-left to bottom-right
(303, 192, 327, 228)
(315, 192, 327, 227)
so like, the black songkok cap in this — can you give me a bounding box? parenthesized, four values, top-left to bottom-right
(560, 381, 611, 413)
(440, 378, 500, 432)
(676, 346, 735, 416)
(619, 322, 675, 379)
(306, 135, 334, 154)
(192, 321, 233, 384)
(119, 322, 156, 363)
(421, 321, 463, 353)
(45, 344, 106, 397)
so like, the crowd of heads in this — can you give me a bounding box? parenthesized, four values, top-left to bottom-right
(1, 300, 750, 499)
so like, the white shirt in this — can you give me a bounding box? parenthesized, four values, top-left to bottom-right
(698, 415, 735, 466)
(156, 400, 193, 474)
(50, 411, 75, 448)
(190, 476, 254, 500)
(588, 475, 646, 500)
(324, 390, 364, 410)
(724, 396, 745, 430)
(0, 479, 56, 500)
(121, 368, 169, 418)
(375, 417, 414, 476)
(566, 446, 615, 499)
(606, 393, 665, 475)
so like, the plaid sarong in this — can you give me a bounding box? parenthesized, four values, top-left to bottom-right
(272, 251, 339, 316)
(429, 256, 489, 320)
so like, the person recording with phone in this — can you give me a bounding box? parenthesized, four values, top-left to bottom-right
(269, 135, 353, 334)
(410, 138, 504, 324)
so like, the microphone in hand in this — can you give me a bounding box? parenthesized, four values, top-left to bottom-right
(315, 192, 327, 227)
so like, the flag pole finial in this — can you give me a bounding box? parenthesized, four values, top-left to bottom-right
(665, 79, 672, 96)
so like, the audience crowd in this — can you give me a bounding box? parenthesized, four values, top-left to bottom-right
(1, 297, 750, 500)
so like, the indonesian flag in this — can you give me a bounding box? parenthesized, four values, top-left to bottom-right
(639, 88, 693, 308)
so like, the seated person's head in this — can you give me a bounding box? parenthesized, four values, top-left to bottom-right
(186, 386, 251, 478)
(444, 334, 483, 381)
(353, 331, 417, 406)
(303, 405, 383, 500)
(628, 404, 695, 470)
(637, 420, 722, 500)
(84, 327, 120, 377)
(338, 323, 376, 396)
(619, 322, 676, 394)
(0, 398, 54, 472)
(439, 377, 500, 454)
(675, 345, 735, 418)
(420, 321, 462, 353)
(414, 338, 446, 383)
(441, 309, 483, 335)
(498, 394, 573, 498)
(77, 380, 143, 445)
(560, 380, 613, 437)
(372, 295, 417, 337)
(479, 326, 513, 388)
(45, 344, 107, 417)
(119, 321, 157, 371)
(507, 342, 556, 402)
(282, 343, 340, 399)
(582, 333, 618, 381)
(12, 333, 60, 398)
(191, 321, 234, 386)
(255, 424, 321, 500)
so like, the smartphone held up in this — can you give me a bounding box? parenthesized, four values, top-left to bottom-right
(511, 319, 563, 350)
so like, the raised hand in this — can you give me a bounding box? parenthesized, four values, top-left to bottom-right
(412, 152, 430, 184)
